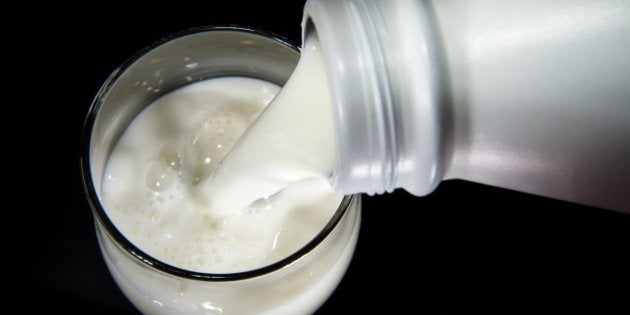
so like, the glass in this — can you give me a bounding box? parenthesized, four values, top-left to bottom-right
(81, 27, 361, 314)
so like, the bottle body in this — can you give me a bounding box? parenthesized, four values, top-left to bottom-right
(304, 0, 630, 212)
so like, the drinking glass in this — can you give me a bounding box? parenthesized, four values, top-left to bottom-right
(81, 27, 361, 315)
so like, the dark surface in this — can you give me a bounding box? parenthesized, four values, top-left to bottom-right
(14, 3, 630, 314)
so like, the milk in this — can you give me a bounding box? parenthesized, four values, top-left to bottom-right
(97, 30, 358, 313)
(102, 75, 341, 273)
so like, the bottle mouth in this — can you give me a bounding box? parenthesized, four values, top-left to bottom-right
(303, 0, 446, 196)
(80, 26, 357, 281)
(303, 0, 398, 195)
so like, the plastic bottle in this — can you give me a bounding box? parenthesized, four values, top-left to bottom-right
(303, 0, 630, 212)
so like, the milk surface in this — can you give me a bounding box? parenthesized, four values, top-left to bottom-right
(102, 75, 341, 273)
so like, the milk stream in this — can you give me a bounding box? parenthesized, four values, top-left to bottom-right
(200, 35, 336, 216)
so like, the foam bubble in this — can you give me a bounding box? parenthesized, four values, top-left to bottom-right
(145, 162, 176, 192)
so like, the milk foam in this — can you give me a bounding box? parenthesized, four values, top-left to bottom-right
(102, 76, 341, 273)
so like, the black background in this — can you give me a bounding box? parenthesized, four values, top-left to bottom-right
(14, 2, 630, 314)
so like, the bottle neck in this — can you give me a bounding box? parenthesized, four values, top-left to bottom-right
(303, 0, 445, 196)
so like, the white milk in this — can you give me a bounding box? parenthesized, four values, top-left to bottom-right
(200, 35, 337, 216)
(99, 34, 359, 314)
(102, 76, 342, 273)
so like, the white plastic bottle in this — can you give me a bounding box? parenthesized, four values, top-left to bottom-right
(303, 0, 630, 212)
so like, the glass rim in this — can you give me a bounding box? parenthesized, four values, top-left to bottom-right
(80, 26, 356, 282)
